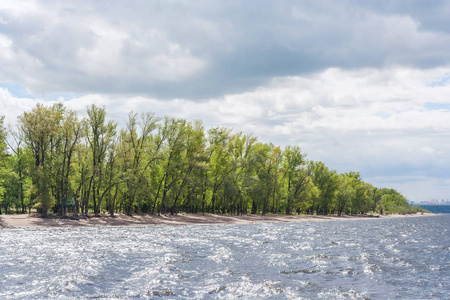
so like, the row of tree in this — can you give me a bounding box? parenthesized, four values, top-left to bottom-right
(0, 103, 424, 216)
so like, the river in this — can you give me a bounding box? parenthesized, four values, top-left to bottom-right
(1, 214, 449, 299)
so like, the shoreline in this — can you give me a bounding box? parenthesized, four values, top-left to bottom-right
(0, 212, 436, 228)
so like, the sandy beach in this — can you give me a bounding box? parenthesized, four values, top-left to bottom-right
(0, 212, 435, 228)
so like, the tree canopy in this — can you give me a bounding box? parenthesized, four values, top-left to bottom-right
(0, 104, 425, 216)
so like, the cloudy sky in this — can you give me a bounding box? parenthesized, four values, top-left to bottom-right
(1, 0, 449, 203)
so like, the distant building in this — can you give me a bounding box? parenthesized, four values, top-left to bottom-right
(418, 198, 450, 206)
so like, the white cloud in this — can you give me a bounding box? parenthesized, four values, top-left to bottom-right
(0, 0, 207, 95)
(1, 1, 450, 98)
(421, 147, 435, 154)
(0, 88, 43, 125)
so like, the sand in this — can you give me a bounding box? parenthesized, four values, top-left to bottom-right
(0, 212, 435, 228)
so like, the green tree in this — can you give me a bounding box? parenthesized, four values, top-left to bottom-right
(6, 126, 33, 213)
(1, 157, 23, 214)
(247, 142, 283, 215)
(376, 188, 409, 214)
(118, 112, 160, 214)
(260, 144, 283, 215)
(225, 132, 257, 215)
(0, 116, 8, 214)
(169, 120, 206, 214)
(335, 173, 357, 216)
(0, 106, 417, 218)
(283, 146, 309, 215)
(84, 104, 117, 216)
(19, 104, 63, 216)
(153, 117, 188, 214)
(58, 108, 83, 216)
(310, 161, 338, 215)
(207, 127, 234, 214)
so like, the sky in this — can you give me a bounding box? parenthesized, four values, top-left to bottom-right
(1, 0, 449, 203)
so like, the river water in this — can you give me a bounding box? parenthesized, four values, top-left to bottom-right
(1, 215, 449, 299)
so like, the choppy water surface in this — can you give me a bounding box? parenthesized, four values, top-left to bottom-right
(1, 215, 449, 299)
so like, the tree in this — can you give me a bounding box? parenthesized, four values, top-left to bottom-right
(246, 142, 283, 215)
(352, 182, 374, 214)
(310, 161, 338, 215)
(206, 127, 234, 214)
(247, 142, 269, 214)
(224, 132, 257, 215)
(18, 104, 63, 216)
(152, 117, 184, 214)
(335, 173, 357, 216)
(1, 157, 22, 214)
(1, 105, 417, 217)
(84, 104, 117, 216)
(0, 116, 6, 158)
(169, 120, 206, 214)
(72, 141, 91, 216)
(259, 144, 283, 215)
(376, 188, 409, 214)
(118, 112, 160, 215)
(0, 116, 8, 214)
(283, 146, 309, 215)
(6, 126, 33, 213)
(58, 109, 83, 216)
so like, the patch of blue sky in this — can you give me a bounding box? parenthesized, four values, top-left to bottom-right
(428, 74, 450, 87)
(44, 93, 81, 102)
(425, 103, 450, 111)
(0, 82, 82, 101)
(0, 82, 34, 98)
(374, 112, 391, 119)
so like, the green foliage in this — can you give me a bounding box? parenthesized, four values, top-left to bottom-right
(0, 105, 418, 216)
(283, 145, 308, 214)
(335, 173, 356, 216)
(32, 166, 53, 212)
(0, 116, 7, 209)
(376, 188, 411, 214)
(0, 116, 7, 156)
(310, 161, 338, 215)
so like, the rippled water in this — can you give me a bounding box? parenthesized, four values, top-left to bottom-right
(1, 215, 449, 299)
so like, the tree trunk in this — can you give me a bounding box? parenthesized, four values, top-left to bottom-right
(251, 200, 257, 214)
(110, 184, 119, 217)
(85, 176, 94, 216)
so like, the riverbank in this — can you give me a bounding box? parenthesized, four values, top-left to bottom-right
(0, 212, 435, 228)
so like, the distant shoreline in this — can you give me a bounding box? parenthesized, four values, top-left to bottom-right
(0, 212, 436, 228)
